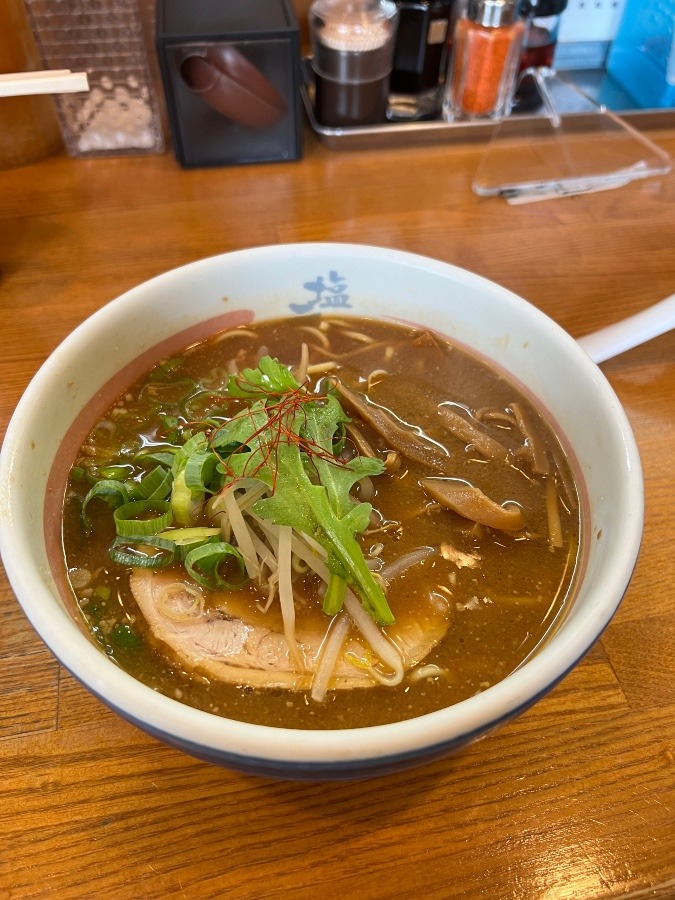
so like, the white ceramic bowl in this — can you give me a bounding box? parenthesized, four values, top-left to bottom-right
(0, 244, 643, 780)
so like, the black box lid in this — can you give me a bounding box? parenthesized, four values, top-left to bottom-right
(157, 0, 298, 41)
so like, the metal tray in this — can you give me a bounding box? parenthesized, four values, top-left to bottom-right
(300, 58, 675, 151)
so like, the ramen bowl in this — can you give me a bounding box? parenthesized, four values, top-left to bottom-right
(0, 244, 643, 780)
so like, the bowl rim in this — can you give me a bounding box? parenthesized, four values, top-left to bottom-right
(0, 242, 644, 769)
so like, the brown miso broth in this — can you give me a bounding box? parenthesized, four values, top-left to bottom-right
(62, 315, 582, 729)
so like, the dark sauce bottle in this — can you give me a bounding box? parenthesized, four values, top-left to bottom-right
(512, 0, 568, 113)
(388, 0, 457, 120)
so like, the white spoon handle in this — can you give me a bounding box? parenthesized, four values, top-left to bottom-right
(577, 294, 675, 364)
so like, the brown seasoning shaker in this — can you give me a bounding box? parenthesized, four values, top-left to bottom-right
(443, 0, 524, 120)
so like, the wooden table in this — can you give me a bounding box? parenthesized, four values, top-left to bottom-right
(1, 123, 674, 900)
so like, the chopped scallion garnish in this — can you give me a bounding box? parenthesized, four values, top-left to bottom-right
(113, 500, 173, 537)
(79, 355, 394, 624)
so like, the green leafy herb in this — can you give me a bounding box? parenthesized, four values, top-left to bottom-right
(215, 357, 394, 625)
(81, 355, 394, 626)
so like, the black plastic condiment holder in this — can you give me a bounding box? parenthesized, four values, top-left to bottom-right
(156, 0, 303, 168)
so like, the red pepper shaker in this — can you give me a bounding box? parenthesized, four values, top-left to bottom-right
(442, 0, 525, 121)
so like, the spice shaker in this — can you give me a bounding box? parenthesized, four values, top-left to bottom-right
(513, 0, 568, 112)
(309, 0, 399, 127)
(442, 0, 525, 121)
(388, 0, 457, 121)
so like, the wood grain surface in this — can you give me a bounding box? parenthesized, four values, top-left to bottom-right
(1, 121, 674, 900)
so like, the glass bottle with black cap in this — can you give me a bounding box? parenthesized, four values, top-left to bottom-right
(388, 0, 458, 120)
(512, 0, 568, 112)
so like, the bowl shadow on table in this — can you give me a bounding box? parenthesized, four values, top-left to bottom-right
(58, 658, 527, 796)
(117, 663, 605, 853)
(6, 631, 628, 899)
(132, 647, 622, 883)
(69, 642, 606, 800)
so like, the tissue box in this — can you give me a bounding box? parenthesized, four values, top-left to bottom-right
(156, 0, 303, 167)
(607, 0, 675, 109)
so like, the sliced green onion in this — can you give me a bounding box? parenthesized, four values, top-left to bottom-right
(172, 431, 209, 474)
(113, 500, 173, 537)
(140, 377, 196, 403)
(184, 541, 248, 590)
(134, 449, 177, 470)
(158, 415, 182, 443)
(100, 465, 133, 481)
(156, 526, 221, 561)
(181, 389, 231, 420)
(81, 479, 129, 530)
(135, 465, 173, 502)
(170, 469, 196, 526)
(157, 526, 221, 543)
(150, 358, 184, 379)
(177, 536, 221, 562)
(109, 535, 176, 568)
(184, 450, 217, 493)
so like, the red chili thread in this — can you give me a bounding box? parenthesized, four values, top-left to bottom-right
(209, 382, 348, 493)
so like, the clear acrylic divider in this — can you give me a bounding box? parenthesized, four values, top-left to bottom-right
(472, 67, 672, 201)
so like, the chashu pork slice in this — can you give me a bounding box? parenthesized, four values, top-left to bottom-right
(129, 569, 451, 691)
